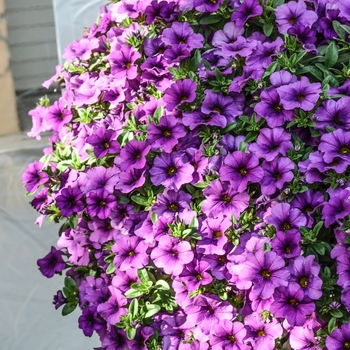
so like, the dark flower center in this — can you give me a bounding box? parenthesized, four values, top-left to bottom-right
(273, 104, 282, 112)
(163, 129, 172, 137)
(196, 273, 203, 281)
(289, 17, 296, 25)
(261, 269, 271, 279)
(60, 113, 65, 120)
(228, 335, 236, 343)
(222, 194, 231, 204)
(208, 306, 215, 314)
(168, 203, 179, 212)
(285, 246, 291, 254)
(304, 207, 313, 213)
(135, 152, 141, 159)
(213, 230, 222, 239)
(191, 162, 198, 169)
(297, 93, 305, 101)
(99, 200, 106, 207)
(104, 142, 110, 149)
(334, 115, 343, 125)
(340, 146, 350, 155)
(239, 167, 247, 176)
(218, 255, 227, 264)
(204, 115, 212, 122)
(290, 298, 299, 306)
(181, 95, 188, 101)
(213, 106, 222, 113)
(274, 172, 281, 180)
(299, 276, 309, 288)
(125, 61, 131, 69)
(282, 222, 291, 231)
(167, 166, 177, 175)
(128, 250, 135, 256)
(257, 329, 266, 337)
(344, 342, 350, 349)
(171, 249, 178, 257)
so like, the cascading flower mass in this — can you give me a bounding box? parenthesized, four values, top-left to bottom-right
(21, 0, 350, 348)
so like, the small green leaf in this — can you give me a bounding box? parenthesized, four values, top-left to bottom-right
(325, 42, 339, 68)
(328, 317, 337, 333)
(155, 280, 170, 291)
(144, 303, 161, 318)
(126, 327, 136, 340)
(62, 302, 77, 316)
(333, 20, 345, 40)
(313, 242, 325, 255)
(106, 262, 116, 275)
(188, 49, 201, 73)
(153, 105, 164, 124)
(64, 277, 78, 291)
(313, 221, 324, 236)
(69, 213, 78, 229)
(199, 15, 222, 25)
(263, 23, 274, 37)
(151, 212, 158, 224)
(330, 309, 343, 318)
(131, 195, 149, 206)
(137, 269, 150, 285)
(125, 288, 144, 298)
(129, 298, 139, 319)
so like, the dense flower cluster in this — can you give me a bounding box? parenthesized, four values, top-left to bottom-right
(22, 0, 350, 349)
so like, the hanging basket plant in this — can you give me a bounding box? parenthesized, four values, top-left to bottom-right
(22, 0, 350, 348)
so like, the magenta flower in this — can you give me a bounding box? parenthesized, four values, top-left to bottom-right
(321, 189, 350, 227)
(150, 151, 194, 190)
(239, 250, 290, 299)
(326, 320, 350, 350)
(289, 326, 320, 350)
(220, 151, 264, 191)
(179, 259, 213, 291)
(318, 129, 350, 163)
(78, 306, 105, 337)
(86, 189, 117, 219)
(109, 44, 141, 79)
(22, 161, 49, 193)
(202, 180, 250, 219)
(119, 139, 150, 171)
(194, 0, 224, 13)
(277, 76, 321, 111)
(150, 235, 194, 276)
(86, 128, 120, 158)
(163, 79, 197, 111)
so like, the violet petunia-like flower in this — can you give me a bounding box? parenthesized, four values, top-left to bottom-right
(239, 250, 290, 299)
(289, 326, 320, 350)
(55, 186, 84, 217)
(179, 259, 213, 291)
(326, 320, 350, 350)
(194, 0, 224, 13)
(249, 127, 293, 161)
(271, 230, 301, 259)
(318, 129, 350, 163)
(37, 246, 66, 278)
(277, 76, 321, 111)
(231, 0, 263, 28)
(220, 151, 264, 192)
(150, 235, 194, 276)
(150, 151, 194, 190)
(119, 139, 150, 171)
(86, 189, 117, 219)
(22, 161, 49, 193)
(86, 128, 120, 158)
(202, 180, 250, 219)
(78, 306, 105, 337)
(163, 79, 197, 111)
(271, 283, 316, 327)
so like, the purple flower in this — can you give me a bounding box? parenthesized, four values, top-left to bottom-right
(275, 0, 318, 34)
(112, 236, 149, 271)
(55, 186, 84, 217)
(318, 129, 350, 163)
(271, 230, 301, 259)
(80, 166, 119, 193)
(150, 235, 194, 276)
(271, 284, 315, 326)
(63, 38, 99, 62)
(86, 128, 120, 158)
(37, 246, 66, 278)
(231, 0, 263, 28)
(86, 189, 117, 219)
(108, 44, 141, 79)
(244, 312, 283, 349)
(260, 157, 295, 196)
(150, 152, 194, 190)
(315, 97, 350, 132)
(277, 76, 321, 111)
(202, 180, 250, 219)
(22, 161, 49, 193)
(326, 321, 350, 350)
(289, 326, 320, 350)
(194, 0, 224, 12)
(321, 189, 350, 227)
(179, 259, 213, 291)
(212, 22, 244, 48)
(239, 250, 290, 299)
(101, 326, 131, 350)
(78, 306, 105, 337)
(163, 79, 197, 111)
(162, 21, 204, 50)
(120, 139, 150, 171)
(210, 320, 249, 350)
(184, 294, 235, 335)
(266, 202, 307, 232)
(147, 115, 187, 153)
(115, 167, 147, 193)
(249, 127, 293, 161)
(46, 99, 72, 131)
(220, 151, 264, 191)
(52, 290, 67, 310)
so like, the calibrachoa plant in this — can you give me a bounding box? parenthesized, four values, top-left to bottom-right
(22, 0, 350, 348)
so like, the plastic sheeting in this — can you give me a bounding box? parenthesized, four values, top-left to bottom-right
(53, 0, 109, 63)
(0, 133, 99, 349)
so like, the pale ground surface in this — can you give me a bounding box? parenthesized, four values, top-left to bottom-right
(0, 132, 99, 349)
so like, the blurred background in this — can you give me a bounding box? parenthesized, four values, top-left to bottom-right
(0, 0, 108, 349)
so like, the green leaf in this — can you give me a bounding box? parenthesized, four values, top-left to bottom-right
(106, 262, 116, 274)
(126, 327, 136, 340)
(220, 122, 237, 134)
(151, 212, 158, 224)
(131, 195, 149, 206)
(144, 303, 161, 318)
(153, 105, 164, 124)
(137, 269, 150, 285)
(330, 309, 343, 318)
(296, 66, 323, 81)
(325, 42, 339, 68)
(313, 242, 325, 255)
(263, 23, 274, 37)
(129, 298, 139, 319)
(125, 288, 144, 298)
(313, 221, 324, 236)
(64, 277, 78, 291)
(189, 49, 201, 73)
(69, 213, 78, 229)
(199, 15, 222, 25)
(62, 302, 77, 316)
(155, 280, 170, 291)
(194, 182, 208, 188)
(328, 317, 337, 333)
(333, 20, 345, 40)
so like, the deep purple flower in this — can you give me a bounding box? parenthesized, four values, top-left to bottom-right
(37, 246, 66, 278)
(163, 79, 197, 111)
(88, 218, 118, 244)
(101, 326, 131, 350)
(212, 22, 244, 48)
(194, 0, 224, 13)
(260, 157, 295, 196)
(249, 127, 293, 161)
(150, 235, 194, 276)
(109, 44, 141, 79)
(318, 129, 350, 163)
(78, 306, 105, 337)
(163, 43, 191, 62)
(326, 321, 350, 349)
(221, 35, 257, 59)
(52, 290, 67, 310)
(254, 88, 294, 128)
(277, 76, 321, 111)
(220, 151, 264, 191)
(239, 250, 290, 299)
(112, 236, 149, 271)
(162, 21, 204, 50)
(86, 189, 117, 219)
(210, 320, 249, 350)
(202, 180, 250, 219)
(22, 161, 49, 193)
(150, 152, 194, 190)
(147, 115, 187, 153)
(271, 230, 301, 259)
(80, 166, 119, 193)
(115, 167, 147, 193)
(244, 312, 283, 349)
(231, 0, 263, 28)
(275, 0, 318, 34)
(120, 139, 150, 171)
(271, 284, 316, 326)
(55, 186, 84, 217)
(184, 294, 235, 335)
(322, 189, 350, 227)
(86, 128, 120, 158)
(266, 202, 307, 232)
